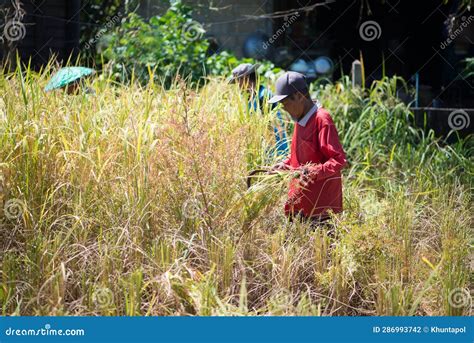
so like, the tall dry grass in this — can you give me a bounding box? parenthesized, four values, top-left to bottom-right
(0, 65, 472, 316)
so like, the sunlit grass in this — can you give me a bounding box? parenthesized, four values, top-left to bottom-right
(0, 65, 472, 316)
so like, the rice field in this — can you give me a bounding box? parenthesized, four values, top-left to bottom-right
(0, 66, 472, 316)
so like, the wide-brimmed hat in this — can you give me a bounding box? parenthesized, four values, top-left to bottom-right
(45, 67, 95, 91)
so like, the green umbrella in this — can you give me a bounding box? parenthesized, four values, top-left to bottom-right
(45, 67, 95, 91)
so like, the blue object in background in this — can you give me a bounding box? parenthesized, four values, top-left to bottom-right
(45, 67, 95, 91)
(250, 85, 290, 157)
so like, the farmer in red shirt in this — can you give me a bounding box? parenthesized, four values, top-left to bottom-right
(269, 72, 347, 223)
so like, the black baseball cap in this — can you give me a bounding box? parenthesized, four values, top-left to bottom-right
(268, 71, 308, 104)
(228, 63, 260, 83)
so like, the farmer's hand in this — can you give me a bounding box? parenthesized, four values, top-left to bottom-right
(271, 161, 291, 172)
(295, 165, 318, 188)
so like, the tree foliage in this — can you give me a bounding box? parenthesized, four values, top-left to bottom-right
(102, 1, 279, 85)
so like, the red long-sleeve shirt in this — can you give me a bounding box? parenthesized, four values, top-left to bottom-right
(283, 106, 347, 218)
